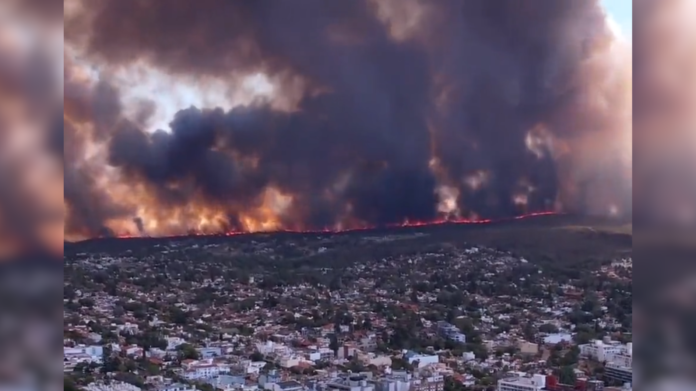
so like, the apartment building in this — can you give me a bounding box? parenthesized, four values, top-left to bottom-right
(436, 322, 466, 343)
(497, 373, 546, 391)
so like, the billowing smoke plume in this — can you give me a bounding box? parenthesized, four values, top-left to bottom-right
(634, 0, 696, 226)
(63, 0, 631, 238)
(0, 1, 63, 257)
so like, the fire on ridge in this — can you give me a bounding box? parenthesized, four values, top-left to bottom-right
(111, 211, 562, 240)
(61, 0, 633, 243)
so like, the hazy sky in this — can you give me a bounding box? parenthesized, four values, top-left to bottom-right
(603, 0, 632, 39)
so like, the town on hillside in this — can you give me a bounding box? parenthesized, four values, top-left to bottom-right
(64, 230, 633, 391)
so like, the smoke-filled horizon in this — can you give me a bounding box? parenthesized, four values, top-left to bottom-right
(0, 1, 63, 257)
(61, 0, 632, 239)
(633, 0, 696, 227)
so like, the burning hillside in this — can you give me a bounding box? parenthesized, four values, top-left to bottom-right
(110, 211, 561, 240)
(61, 0, 631, 241)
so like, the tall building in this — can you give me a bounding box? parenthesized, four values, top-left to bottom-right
(604, 363, 632, 385)
(579, 339, 632, 385)
(579, 339, 631, 364)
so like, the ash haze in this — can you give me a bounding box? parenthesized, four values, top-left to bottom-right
(634, 0, 696, 226)
(61, 0, 633, 240)
(0, 1, 63, 257)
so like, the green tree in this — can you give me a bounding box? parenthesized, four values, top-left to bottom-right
(145, 361, 161, 376)
(198, 384, 215, 391)
(444, 376, 466, 391)
(169, 308, 190, 325)
(574, 331, 594, 345)
(176, 343, 200, 360)
(362, 317, 372, 330)
(64, 376, 80, 391)
(468, 343, 489, 360)
(347, 356, 365, 372)
(78, 297, 95, 308)
(329, 334, 339, 353)
(391, 357, 410, 371)
(558, 366, 577, 385)
(522, 323, 536, 341)
(561, 346, 580, 366)
(538, 323, 559, 334)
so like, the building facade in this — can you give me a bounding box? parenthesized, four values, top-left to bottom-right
(497, 374, 546, 391)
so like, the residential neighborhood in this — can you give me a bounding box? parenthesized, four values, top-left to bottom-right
(64, 229, 632, 391)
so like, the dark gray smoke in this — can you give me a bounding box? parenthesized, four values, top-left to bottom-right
(63, 0, 631, 236)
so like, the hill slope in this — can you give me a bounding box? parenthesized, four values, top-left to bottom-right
(65, 214, 632, 270)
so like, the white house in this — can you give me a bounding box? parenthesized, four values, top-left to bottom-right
(64, 345, 104, 371)
(279, 355, 302, 368)
(404, 351, 438, 368)
(166, 337, 186, 351)
(64, 345, 104, 360)
(154, 383, 197, 391)
(116, 322, 139, 334)
(85, 381, 142, 391)
(246, 361, 267, 375)
(181, 359, 227, 380)
(308, 347, 334, 362)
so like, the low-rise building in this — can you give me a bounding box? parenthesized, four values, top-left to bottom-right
(201, 375, 246, 391)
(437, 322, 466, 343)
(579, 339, 632, 385)
(497, 373, 546, 391)
(85, 381, 142, 391)
(404, 352, 439, 368)
(308, 347, 335, 362)
(154, 382, 197, 391)
(579, 339, 630, 363)
(327, 374, 374, 391)
(376, 374, 411, 391)
(64, 344, 104, 371)
(517, 341, 539, 355)
(269, 381, 303, 391)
